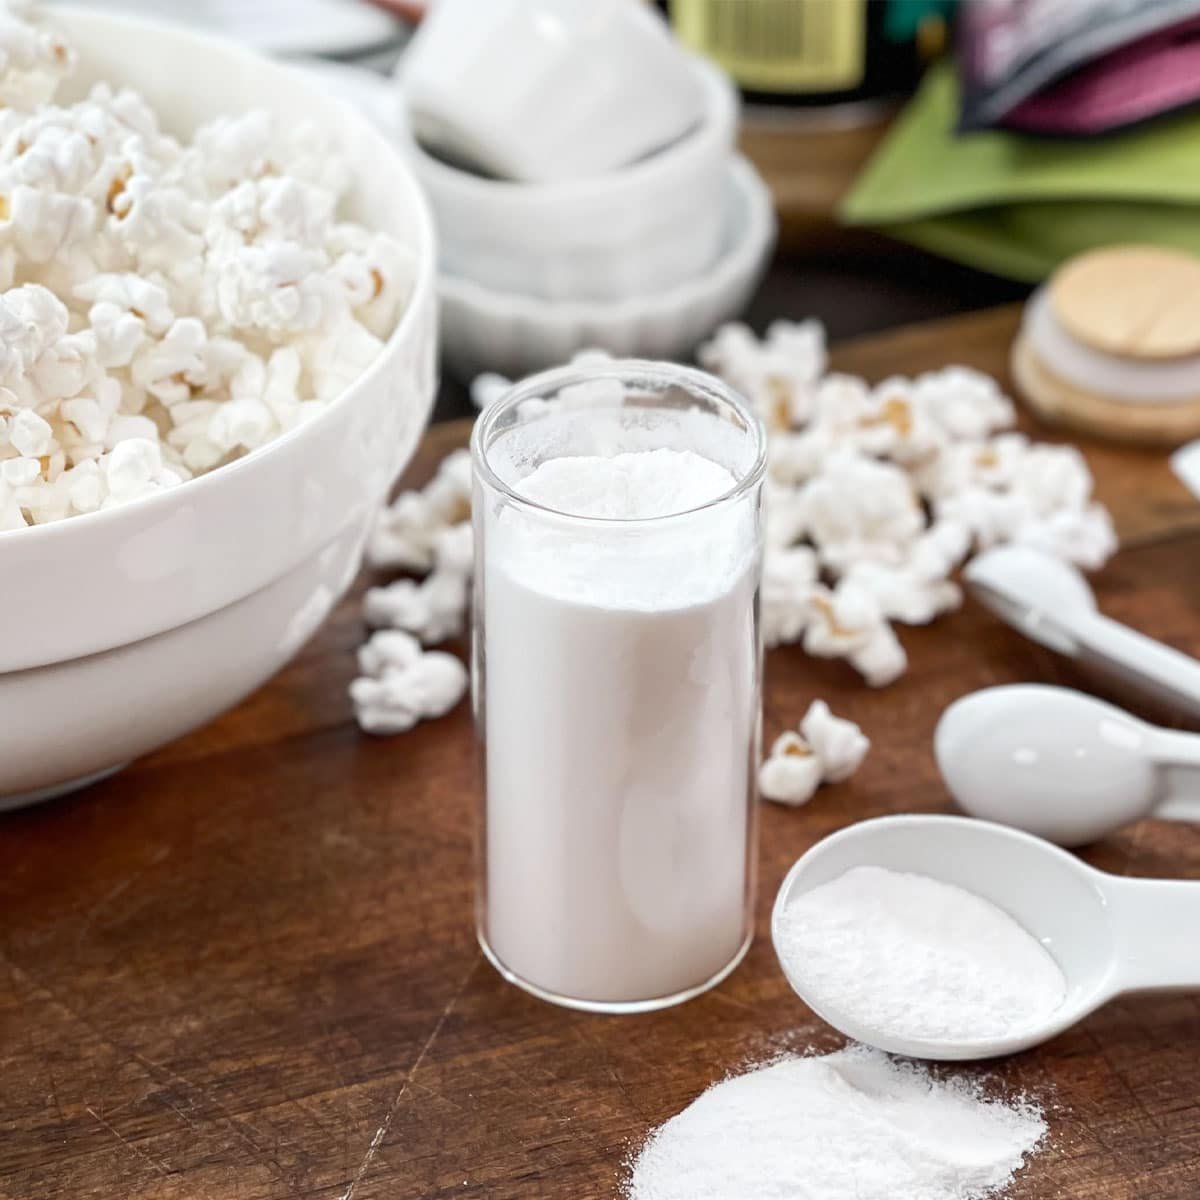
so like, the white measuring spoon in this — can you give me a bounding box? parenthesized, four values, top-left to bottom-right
(935, 684, 1200, 846)
(771, 814, 1200, 1061)
(964, 545, 1200, 721)
(1172, 439, 1200, 500)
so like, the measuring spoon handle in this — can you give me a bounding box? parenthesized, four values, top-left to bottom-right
(1147, 735, 1200, 824)
(1075, 613, 1200, 723)
(1105, 875, 1200, 993)
(1154, 789, 1200, 824)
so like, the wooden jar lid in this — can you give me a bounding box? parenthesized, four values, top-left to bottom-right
(1049, 245, 1200, 361)
(1012, 333, 1200, 447)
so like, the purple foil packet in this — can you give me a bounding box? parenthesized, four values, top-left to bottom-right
(957, 0, 1200, 131)
(1003, 14, 1200, 134)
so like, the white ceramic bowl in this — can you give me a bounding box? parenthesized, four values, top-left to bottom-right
(398, 54, 737, 303)
(1, 8, 437, 807)
(438, 155, 775, 383)
(401, 0, 703, 183)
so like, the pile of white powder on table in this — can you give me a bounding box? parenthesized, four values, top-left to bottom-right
(775, 866, 1067, 1042)
(625, 1045, 1047, 1200)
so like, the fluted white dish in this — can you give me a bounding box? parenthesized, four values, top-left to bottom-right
(0, 8, 437, 807)
(437, 155, 775, 383)
(398, 54, 737, 303)
(400, 0, 703, 183)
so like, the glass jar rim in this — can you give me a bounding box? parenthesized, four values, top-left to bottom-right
(469, 359, 767, 527)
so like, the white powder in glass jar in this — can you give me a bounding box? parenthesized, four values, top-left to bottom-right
(481, 446, 759, 1007)
(517, 448, 736, 519)
(776, 865, 1067, 1042)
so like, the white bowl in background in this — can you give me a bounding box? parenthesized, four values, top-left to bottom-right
(437, 155, 775, 383)
(1, 8, 437, 808)
(401, 0, 703, 184)
(398, 54, 737, 304)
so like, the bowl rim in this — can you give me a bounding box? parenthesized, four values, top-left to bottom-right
(0, 4, 436, 549)
(438, 156, 775, 323)
(396, 52, 738, 209)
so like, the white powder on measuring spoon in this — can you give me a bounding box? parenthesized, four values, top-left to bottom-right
(777, 866, 1067, 1042)
(626, 1045, 1047, 1200)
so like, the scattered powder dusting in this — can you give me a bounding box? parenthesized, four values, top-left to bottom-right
(626, 1046, 1048, 1200)
(515, 448, 736, 519)
(777, 866, 1067, 1042)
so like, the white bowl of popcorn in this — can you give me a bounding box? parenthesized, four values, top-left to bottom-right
(0, 6, 437, 807)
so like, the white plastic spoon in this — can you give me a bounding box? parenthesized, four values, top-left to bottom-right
(964, 546, 1200, 721)
(935, 683, 1200, 846)
(1172, 439, 1200, 500)
(772, 813, 1200, 1061)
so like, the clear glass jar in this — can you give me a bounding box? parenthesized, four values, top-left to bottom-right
(470, 360, 766, 1013)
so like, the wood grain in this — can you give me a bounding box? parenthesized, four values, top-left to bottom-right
(4, 306, 1200, 1200)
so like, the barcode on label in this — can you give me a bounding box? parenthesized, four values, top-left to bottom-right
(670, 0, 866, 93)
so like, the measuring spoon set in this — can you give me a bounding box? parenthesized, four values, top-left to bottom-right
(772, 545, 1200, 1060)
(944, 544, 1200, 843)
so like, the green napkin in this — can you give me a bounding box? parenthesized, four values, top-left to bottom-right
(841, 63, 1200, 281)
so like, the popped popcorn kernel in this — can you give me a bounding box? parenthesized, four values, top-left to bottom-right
(0, 1, 413, 532)
(760, 700, 869, 805)
(364, 570, 469, 645)
(758, 731, 822, 806)
(350, 629, 467, 736)
(800, 700, 870, 783)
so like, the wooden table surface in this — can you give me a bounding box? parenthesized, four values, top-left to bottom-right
(5, 305, 1200, 1200)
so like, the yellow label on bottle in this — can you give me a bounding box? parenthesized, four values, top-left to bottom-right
(670, 0, 866, 93)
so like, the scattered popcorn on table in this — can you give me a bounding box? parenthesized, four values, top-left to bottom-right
(762, 544, 818, 649)
(799, 451, 925, 571)
(699, 319, 826, 431)
(423, 449, 473, 524)
(757, 731, 823, 807)
(0, 2, 414, 529)
(764, 478, 811, 550)
(366, 491, 442, 572)
(693, 318, 1116, 686)
(349, 629, 467, 735)
(1013, 503, 1116, 570)
(356, 628, 422, 677)
(431, 521, 474, 577)
(758, 700, 869, 804)
(358, 455, 474, 730)
(800, 700, 870, 784)
(842, 560, 961, 626)
(848, 628, 908, 688)
(361, 450, 474, 660)
(364, 570, 469, 645)
(803, 579, 908, 687)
